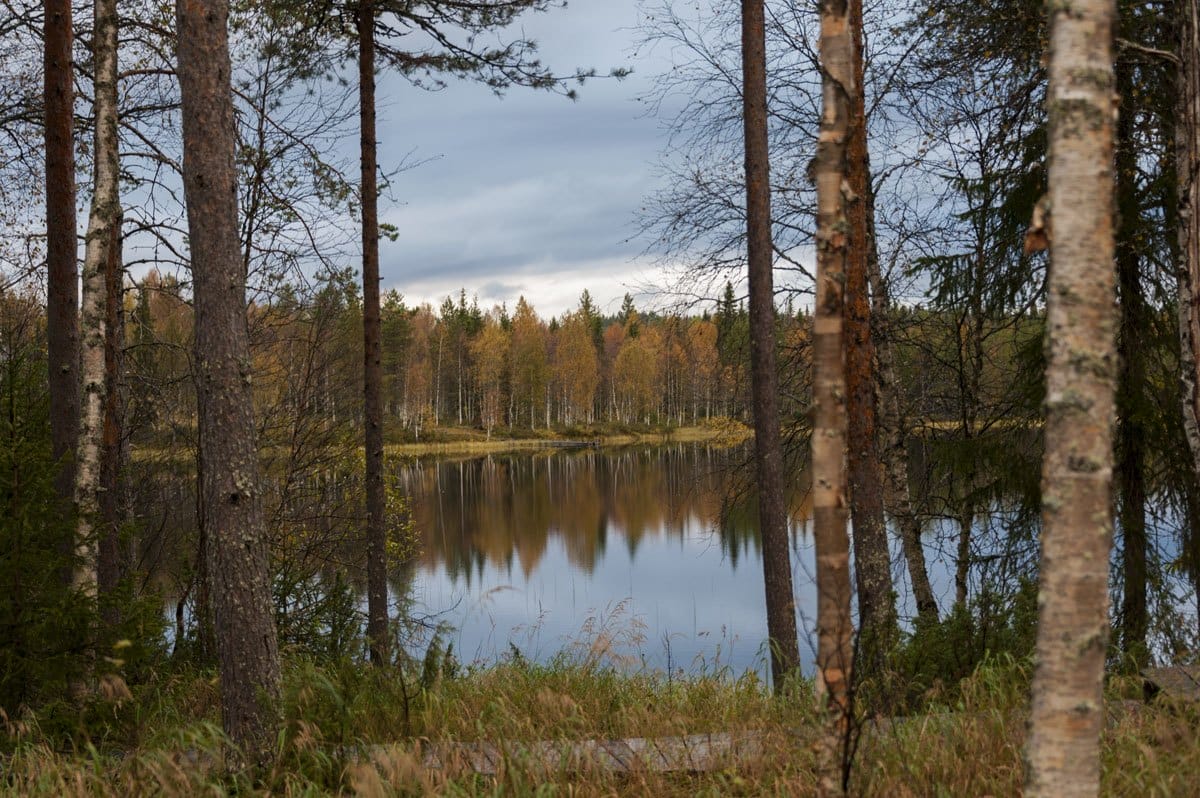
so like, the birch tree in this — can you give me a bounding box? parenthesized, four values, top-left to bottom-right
(1023, 0, 1116, 793)
(1178, 0, 1200, 538)
(813, 0, 856, 787)
(74, 0, 122, 598)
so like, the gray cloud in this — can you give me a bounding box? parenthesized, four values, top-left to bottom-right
(369, 0, 674, 316)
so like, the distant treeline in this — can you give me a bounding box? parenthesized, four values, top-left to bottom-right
(113, 271, 1049, 446)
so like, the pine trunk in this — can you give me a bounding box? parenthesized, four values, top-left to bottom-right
(176, 0, 282, 758)
(1115, 66, 1148, 661)
(843, 0, 895, 655)
(814, 0, 856, 789)
(1023, 0, 1117, 793)
(740, 0, 801, 689)
(44, 0, 80, 533)
(357, 0, 389, 667)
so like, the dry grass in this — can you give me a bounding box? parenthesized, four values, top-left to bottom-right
(383, 420, 753, 457)
(2, 658, 1197, 796)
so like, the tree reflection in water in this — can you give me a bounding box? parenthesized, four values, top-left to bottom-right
(397, 443, 817, 677)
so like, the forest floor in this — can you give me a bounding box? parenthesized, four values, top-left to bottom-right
(4, 655, 1198, 796)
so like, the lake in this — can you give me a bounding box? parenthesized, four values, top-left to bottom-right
(395, 443, 959, 678)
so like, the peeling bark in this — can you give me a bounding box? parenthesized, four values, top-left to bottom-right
(844, 0, 895, 653)
(74, 0, 121, 600)
(1177, 0, 1200, 629)
(176, 0, 282, 758)
(1023, 0, 1117, 794)
(740, 0, 801, 689)
(814, 0, 856, 789)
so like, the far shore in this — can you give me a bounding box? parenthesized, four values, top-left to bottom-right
(383, 420, 753, 457)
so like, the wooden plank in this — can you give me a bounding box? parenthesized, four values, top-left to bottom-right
(364, 731, 776, 775)
(1142, 665, 1200, 703)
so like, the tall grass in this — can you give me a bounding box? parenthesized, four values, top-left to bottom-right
(2, 656, 1196, 796)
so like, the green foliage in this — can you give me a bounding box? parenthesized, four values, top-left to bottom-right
(877, 580, 1039, 715)
(0, 292, 167, 742)
(0, 309, 90, 714)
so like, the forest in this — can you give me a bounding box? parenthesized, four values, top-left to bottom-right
(2, 0, 1200, 795)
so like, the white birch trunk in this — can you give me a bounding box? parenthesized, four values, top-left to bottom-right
(74, 0, 121, 597)
(1023, 0, 1117, 794)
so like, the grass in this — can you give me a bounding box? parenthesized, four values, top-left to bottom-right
(384, 419, 753, 456)
(3, 654, 1198, 796)
(129, 419, 754, 461)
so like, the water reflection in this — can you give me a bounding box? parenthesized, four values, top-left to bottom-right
(397, 444, 820, 677)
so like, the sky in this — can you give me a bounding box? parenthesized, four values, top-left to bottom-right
(371, 0, 681, 319)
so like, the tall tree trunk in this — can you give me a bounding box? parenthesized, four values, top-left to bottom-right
(1023, 0, 1117, 794)
(869, 259, 938, 623)
(814, 0, 857, 789)
(1176, 0, 1200, 641)
(98, 212, 126, 626)
(75, 0, 122, 600)
(843, 0, 895, 657)
(740, 0, 801, 690)
(193, 441, 216, 663)
(44, 0, 80, 537)
(357, 0, 389, 667)
(176, 0, 281, 758)
(1179, 0, 1200, 485)
(1115, 62, 1148, 664)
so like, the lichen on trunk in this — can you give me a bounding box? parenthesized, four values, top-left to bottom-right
(1023, 0, 1117, 794)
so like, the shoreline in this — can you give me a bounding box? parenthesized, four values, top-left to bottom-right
(382, 421, 752, 457)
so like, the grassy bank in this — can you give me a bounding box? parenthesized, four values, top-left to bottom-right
(3, 655, 1197, 796)
(384, 418, 753, 457)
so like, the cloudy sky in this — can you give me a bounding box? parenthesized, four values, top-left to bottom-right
(372, 1, 680, 318)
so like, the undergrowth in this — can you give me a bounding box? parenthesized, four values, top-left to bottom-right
(1, 655, 1197, 796)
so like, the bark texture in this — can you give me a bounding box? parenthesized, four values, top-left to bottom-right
(44, 0, 80, 523)
(843, 0, 895, 651)
(870, 255, 938, 624)
(98, 212, 126, 624)
(175, 0, 282, 758)
(75, 0, 121, 598)
(1023, 0, 1117, 794)
(1179, 6, 1200, 649)
(740, 0, 801, 689)
(1115, 63, 1147, 662)
(1178, 0, 1200, 589)
(358, 0, 390, 667)
(814, 0, 856, 789)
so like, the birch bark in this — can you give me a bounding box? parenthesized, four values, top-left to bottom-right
(74, 0, 121, 598)
(814, 0, 856, 789)
(1023, 0, 1117, 793)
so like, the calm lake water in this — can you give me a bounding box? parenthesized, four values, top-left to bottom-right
(396, 444, 958, 678)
